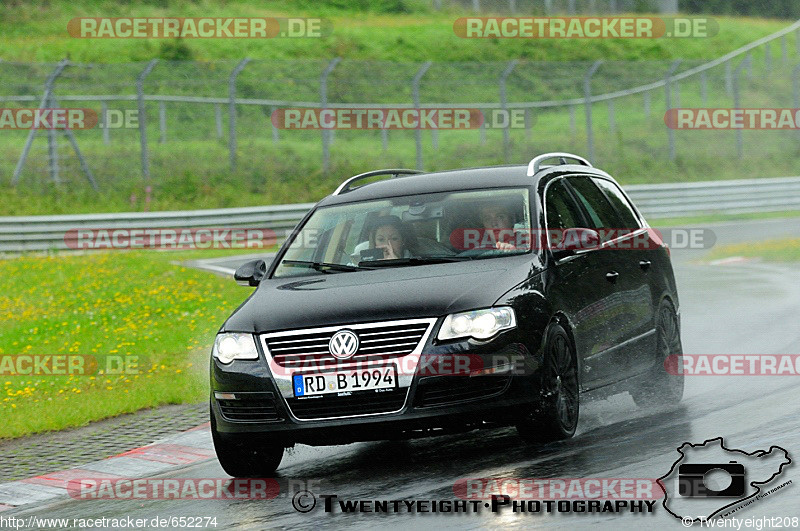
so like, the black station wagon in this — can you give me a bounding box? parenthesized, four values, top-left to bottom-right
(210, 153, 683, 476)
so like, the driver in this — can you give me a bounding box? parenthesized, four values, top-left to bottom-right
(477, 203, 518, 251)
(368, 215, 415, 260)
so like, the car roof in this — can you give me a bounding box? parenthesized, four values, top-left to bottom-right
(317, 164, 614, 207)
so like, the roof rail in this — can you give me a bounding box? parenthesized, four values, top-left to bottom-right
(332, 169, 424, 195)
(526, 152, 592, 176)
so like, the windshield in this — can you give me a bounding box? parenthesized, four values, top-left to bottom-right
(272, 188, 532, 278)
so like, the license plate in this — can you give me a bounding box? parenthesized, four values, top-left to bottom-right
(292, 366, 397, 397)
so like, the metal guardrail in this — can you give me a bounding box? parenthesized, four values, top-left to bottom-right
(0, 203, 315, 252)
(2, 177, 800, 252)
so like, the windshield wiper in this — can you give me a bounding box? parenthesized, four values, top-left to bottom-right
(358, 256, 474, 268)
(281, 260, 373, 273)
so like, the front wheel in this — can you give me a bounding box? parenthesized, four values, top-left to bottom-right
(211, 405, 284, 477)
(517, 322, 579, 443)
(630, 300, 684, 408)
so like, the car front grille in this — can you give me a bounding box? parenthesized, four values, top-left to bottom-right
(264, 321, 431, 368)
(218, 397, 282, 423)
(287, 388, 408, 420)
(414, 375, 511, 408)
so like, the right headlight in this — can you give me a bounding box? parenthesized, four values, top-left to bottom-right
(437, 307, 517, 341)
(212, 333, 259, 364)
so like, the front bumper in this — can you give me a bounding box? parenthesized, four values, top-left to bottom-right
(210, 328, 543, 446)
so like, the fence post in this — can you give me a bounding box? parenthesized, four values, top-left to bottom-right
(499, 59, 518, 163)
(607, 99, 616, 136)
(644, 91, 651, 118)
(320, 57, 341, 174)
(524, 108, 531, 141)
(214, 103, 223, 139)
(765, 42, 772, 74)
(782, 35, 788, 65)
(472, 0, 480, 12)
(158, 101, 166, 143)
(569, 105, 576, 137)
(382, 127, 388, 152)
(664, 59, 682, 161)
(48, 102, 59, 184)
(746, 52, 753, 81)
(700, 70, 707, 106)
(270, 107, 279, 144)
(725, 60, 733, 97)
(567, 0, 576, 15)
(509, 0, 516, 14)
(583, 60, 603, 163)
(136, 59, 158, 184)
(792, 63, 800, 140)
(12, 60, 69, 186)
(412, 61, 432, 171)
(101, 101, 110, 145)
(228, 58, 250, 172)
(732, 58, 748, 159)
(544, 0, 553, 15)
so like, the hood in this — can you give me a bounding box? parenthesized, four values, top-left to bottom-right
(223, 255, 538, 333)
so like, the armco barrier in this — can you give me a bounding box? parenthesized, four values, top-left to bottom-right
(2, 177, 800, 252)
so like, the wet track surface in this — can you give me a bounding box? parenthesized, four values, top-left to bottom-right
(11, 219, 800, 529)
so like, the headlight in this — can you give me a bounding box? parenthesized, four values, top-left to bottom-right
(212, 333, 259, 364)
(438, 307, 516, 341)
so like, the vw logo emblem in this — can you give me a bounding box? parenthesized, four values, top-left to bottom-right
(329, 330, 359, 359)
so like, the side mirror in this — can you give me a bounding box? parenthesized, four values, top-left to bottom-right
(234, 259, 267, 287)
(551, 228, 600, 260)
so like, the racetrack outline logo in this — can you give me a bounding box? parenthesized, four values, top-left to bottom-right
(657, 437, 792, 522)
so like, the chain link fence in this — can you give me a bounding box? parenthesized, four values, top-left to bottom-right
(1, 22, 799, 201)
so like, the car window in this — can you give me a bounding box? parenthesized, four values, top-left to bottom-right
(566, 177, 624, 229)
(273, 188, 532, 278)
(592, 178, 641, 229)
(545, 179, 585, 230)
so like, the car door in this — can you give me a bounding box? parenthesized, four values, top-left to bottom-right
(541, 177, 622, 389)
(566, 176, 656, 381)
(590, 176, 659, 375)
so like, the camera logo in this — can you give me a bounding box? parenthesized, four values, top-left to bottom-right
(678, 462, 745, 497)
(658, 437, 791, 523)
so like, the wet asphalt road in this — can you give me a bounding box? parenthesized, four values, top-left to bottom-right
(10, 218, 800, 530)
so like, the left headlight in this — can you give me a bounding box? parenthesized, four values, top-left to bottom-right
(437, 307, 517, 341)
(212, 333, 259, 364)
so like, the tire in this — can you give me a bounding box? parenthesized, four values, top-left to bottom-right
(211, 405, 284, 477)
(630, 300, 684, 408)
(517, 322, 579, 443)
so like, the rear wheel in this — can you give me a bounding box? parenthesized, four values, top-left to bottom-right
(211, 405, 284, 477)
(517, 322, 579, 443)
(631, 300, 684, 408)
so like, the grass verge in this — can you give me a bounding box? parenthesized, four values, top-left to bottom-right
(705, 237, 800, 262)
(0, 248, 266, 439)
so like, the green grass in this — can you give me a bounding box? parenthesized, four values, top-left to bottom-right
(0, 4, 797, 215)
(649, 210, 800, 227)
(0, 1, 790, 63)
(0, 249, 265, 439)
(706, 237, 800, 262)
